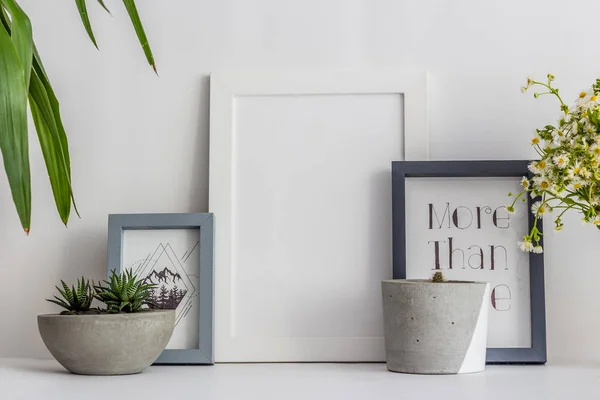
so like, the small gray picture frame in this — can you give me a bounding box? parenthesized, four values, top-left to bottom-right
(392, 160, 547, 364)
(107, 213, 214, 365)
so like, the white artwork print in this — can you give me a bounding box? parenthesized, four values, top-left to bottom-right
(405, 177, 532, 348)
(122, 229, 200, 349)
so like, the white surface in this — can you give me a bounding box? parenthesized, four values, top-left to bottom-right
(3, 0, 600, 364)
(209, 71, 427, 362)
(1, 359, 598, 400)
(405, 178, 532, 348)
(458, 283, 490, 374)
(122, 229, 200, 349)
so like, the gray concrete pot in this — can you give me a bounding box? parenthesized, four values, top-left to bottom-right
(38, 310, 175, 375)
(382, 280, 490, 375)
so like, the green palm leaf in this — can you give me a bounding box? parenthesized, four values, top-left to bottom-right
(122, 0, 156, 73)
(75, 0, 98, 49)
(0, 20, 30, 233)
(96, 0, 111, 14)
(28, 70, 73, 224)
(31, 46, 78, 218)
(1, 1, 156, 232)
(1, 3, 76, 229)
(2, 0, 32, 87)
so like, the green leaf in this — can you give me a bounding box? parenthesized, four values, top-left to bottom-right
(1, 0, 33, 88)
(61, 281, 74, 304)
(75, 0, 98, 49)
(71, 284, 80, 308)
(46, 298, 71, 310)
(96, 0, 111, 14)
(0, 23, 30, 233)
(122, 0, 156, 73)
(98, 291, 118, 301)
(28, 70, 73, 224)
(0, 5, 9, 30)
(55, 286, 69, 303)
(31, 45, 78, 218)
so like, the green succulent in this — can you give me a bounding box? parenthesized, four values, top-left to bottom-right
(46, 277, 94, 313)
(431, 271, 445, 283)
(94, 269, 156, 313)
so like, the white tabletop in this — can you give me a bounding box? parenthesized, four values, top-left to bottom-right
(0, 358, 598, 400)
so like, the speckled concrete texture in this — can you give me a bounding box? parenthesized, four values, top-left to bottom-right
(382, 280, 489, 374)
(38, 310, 174, 375)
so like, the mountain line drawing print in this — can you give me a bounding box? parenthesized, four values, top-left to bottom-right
(129, 241, 200, 327)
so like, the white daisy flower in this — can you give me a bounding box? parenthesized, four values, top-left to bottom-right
(521, 177, 530, 189)
(532, 246, 544, 254)
(592, 216, 600, 226)
(518, 241, 535, 252)
(567, 161, 582, 178)
(531, 201, 548, 218)
(552, 132, 566, 145)
(530, 136, 541, 146)
(533, 175, 551, 191)
(578, 90, 590, 100)
(591, 144, 600, 159)
(524, 76, 534, 90)
(552, 154, 569, 169)
(576, 89, 595, 105)
(528, 162, 541, 174)
(568, 178, 585, 191)
(582, 120, 596, 135)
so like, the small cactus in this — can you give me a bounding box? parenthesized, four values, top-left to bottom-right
(431, 271, 445, 283)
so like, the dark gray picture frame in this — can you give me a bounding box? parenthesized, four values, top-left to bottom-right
(392, 160, 546, 364)
(107, 213, 214, 365)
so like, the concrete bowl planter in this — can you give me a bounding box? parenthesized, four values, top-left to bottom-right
(381, 279, 490, 375)
(38, 310, 175, 375)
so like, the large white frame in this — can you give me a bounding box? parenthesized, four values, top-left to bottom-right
(209, 70, 428, 362)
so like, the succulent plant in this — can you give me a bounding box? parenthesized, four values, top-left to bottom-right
(46, 277, 94, 313)
(94, 269, 156, 313)
(431, 271, 445, 283)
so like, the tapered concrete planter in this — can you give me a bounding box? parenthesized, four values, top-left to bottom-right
(382, 280, 490, 375)
(38, 310, 175, 375)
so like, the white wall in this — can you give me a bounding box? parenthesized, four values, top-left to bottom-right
(1, 0, 598, 363)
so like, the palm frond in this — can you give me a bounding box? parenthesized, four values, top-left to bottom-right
(96, 0, 111, 14)
(122, 0, 156, 73)
(0, 2, 31, 233)
(75, 0, 98, 49)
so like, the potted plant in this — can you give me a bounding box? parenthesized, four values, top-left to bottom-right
(38, 269, 175, 375)
(381, 272, 490, 374)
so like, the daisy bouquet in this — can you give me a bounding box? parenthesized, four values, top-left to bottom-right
(508, 74, 600, 253)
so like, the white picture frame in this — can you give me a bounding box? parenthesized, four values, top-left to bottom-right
(209, 70, 428, 362)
